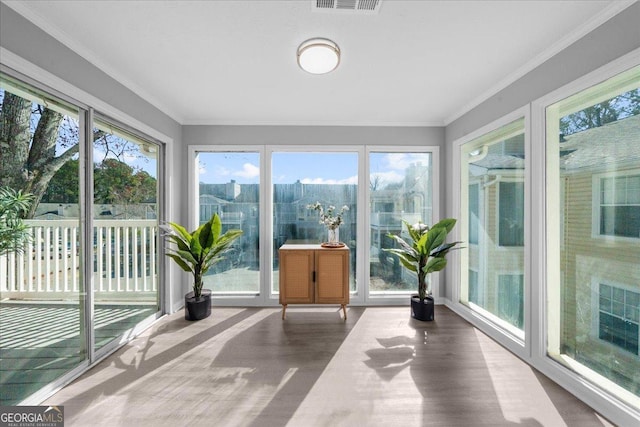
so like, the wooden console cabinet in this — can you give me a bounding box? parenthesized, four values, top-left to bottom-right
(278, 244, 349, 320)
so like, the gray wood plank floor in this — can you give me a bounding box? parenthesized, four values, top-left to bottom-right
(44, 306, 613, 426)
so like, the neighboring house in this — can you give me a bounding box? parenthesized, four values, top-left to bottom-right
(559, 115, 640, 393)
(467, 134, 526, 329)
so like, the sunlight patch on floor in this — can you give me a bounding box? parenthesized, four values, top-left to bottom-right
(473, 328, 566, 426)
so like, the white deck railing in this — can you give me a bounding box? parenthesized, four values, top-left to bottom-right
(0, 219, 158, 301)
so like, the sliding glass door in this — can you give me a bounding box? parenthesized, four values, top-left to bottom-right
(0, 74, 86, 405)
(92, 119, 161, 351)
(0, 71, 165, 404)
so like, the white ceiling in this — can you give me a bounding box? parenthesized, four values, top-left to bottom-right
(4, 0, 632, 126)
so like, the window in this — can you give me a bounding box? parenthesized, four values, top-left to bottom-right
(459, 117, 526, 335)
(499, 182, 524, 246)
(196, 151, 261, 294)
(597, 173, 640, 238)
(271, 151, 358, 294)
(369, 151, 433, 294)
(546, 64, 640, 406)
(599, 284, 639, 355)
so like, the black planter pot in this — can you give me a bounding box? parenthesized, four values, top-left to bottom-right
(411, 295, 434, 321)
(185, 289, 212, 321)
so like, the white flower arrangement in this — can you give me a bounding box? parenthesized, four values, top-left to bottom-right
(307, 202, 349, 230)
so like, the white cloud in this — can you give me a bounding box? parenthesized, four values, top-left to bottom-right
(233, 163, 260, 179)
(301, 175, 357, 185)
(371, 170, 404, 184)
(384, 153, 430, 170)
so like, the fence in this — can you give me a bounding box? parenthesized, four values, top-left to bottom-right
(0, 220, 158, 301)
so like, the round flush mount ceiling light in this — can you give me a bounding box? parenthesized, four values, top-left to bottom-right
(297, 38, 340, 74)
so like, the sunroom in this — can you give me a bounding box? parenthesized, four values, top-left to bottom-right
(1, 1, 639, 426)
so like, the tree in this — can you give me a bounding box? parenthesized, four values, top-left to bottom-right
(94, 158, 156, 205)
(41, 159, 80, 204)
(560, 88, 640, 136)
(1, 87, 150, 217)
(0, 92, 75, 218)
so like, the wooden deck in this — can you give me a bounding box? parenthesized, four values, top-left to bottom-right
(0, 302, 157, 405)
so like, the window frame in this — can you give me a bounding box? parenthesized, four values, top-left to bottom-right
(452, 106, 530, 359)
(591, 277, 640, 357)
(591, 169, 640, 241)
(537, 54, 640, 419)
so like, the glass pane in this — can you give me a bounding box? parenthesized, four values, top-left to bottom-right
(547, 66, 640, 404)
(272, 152, 357, 293)
(460, 118, 526, 333)
(369, 152, 432, 293)
(0, 78, 86, 404)
(498, 274, 524, 329)
(469, 184, 480, 245)
(197, 152, 260, 293)
(498, 182, 524, 246)
(92, 120, 159, 351)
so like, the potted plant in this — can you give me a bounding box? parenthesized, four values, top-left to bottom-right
(162, 213, 243, 321)
(0, 187, 34, 256)
(384, 218, 461, 321)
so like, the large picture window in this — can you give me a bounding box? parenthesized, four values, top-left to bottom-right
(196, 151, 261, 294)
(546, 64, 640, 406)
(459, 117, 526, 335)
(271, 151, 358, 294)
(369, 151, 433, 295)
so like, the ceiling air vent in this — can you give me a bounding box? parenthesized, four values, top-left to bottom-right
(313, 0, 382, 13)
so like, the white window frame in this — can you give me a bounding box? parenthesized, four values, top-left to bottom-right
(188, 145, 440, 306)
(364, 146, 440, 304)
(591, 169, 640, 241)
(534, 50, 640, 422)
(450, 106, 530, 361)
(590, 277, 640, 357)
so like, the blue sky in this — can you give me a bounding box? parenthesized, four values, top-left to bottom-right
(198, 152, 431, 185)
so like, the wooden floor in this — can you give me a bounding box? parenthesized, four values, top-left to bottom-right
(44, 306, 613, 427)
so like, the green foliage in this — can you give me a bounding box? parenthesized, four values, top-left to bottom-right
(162, 213, 243, 298)
(0, 187, 34, 256)
(41, 158, 158, 205)
(384, 218, 462, 302)
(94, 159, 157, 204)
(560, 89, 640, 136)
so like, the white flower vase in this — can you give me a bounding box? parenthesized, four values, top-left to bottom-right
(328, 227, 339, 244)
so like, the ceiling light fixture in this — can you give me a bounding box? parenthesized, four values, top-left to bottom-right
(297, 38, 340, 74)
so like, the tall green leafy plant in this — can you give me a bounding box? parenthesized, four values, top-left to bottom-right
(384, 218, 462, 302)
(162, 213, 243, 298)
(0, 187, 34, 256)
